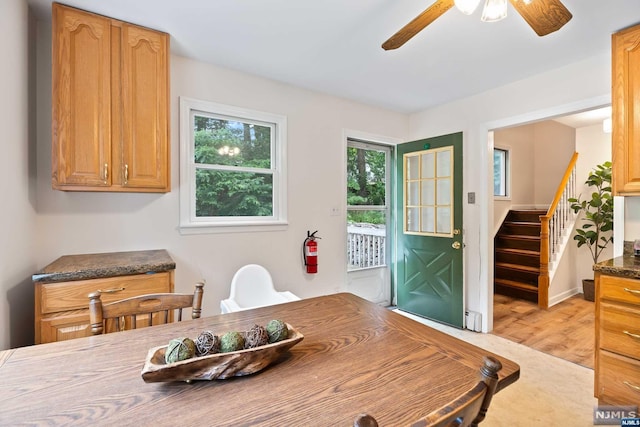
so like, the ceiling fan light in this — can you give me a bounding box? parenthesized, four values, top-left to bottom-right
(481, 0, 508, 22)
(454, 0, 482, 15)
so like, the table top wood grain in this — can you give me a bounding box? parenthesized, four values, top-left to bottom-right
(0, 293, 519, 426)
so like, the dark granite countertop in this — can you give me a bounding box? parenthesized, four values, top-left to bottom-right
(32, 249, 175, 284)
(594, 254, 640, 279)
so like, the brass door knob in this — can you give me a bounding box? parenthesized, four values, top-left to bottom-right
(452, 241, 461, 249)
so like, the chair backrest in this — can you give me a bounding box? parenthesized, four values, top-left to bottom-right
(88, 282, 204, 335)
(353, 356, 502, 427)
(229, 264, 279, 308)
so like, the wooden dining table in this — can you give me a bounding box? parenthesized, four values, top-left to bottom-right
(0, 293, 519, 426)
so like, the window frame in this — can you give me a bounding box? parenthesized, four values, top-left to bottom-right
(179, 97, 287, 234)
(493, 146, 510, 199)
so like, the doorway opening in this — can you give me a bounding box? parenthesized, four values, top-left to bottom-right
(489, 106, 612, 369)
(345, 138, 392, 306)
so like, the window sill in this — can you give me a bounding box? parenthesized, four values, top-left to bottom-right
(179, 221, 288, 235)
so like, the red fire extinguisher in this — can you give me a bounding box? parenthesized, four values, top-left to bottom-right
(303, 230, 320, 274)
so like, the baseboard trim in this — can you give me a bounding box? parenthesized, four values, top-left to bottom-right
(548, 288, 581, 307)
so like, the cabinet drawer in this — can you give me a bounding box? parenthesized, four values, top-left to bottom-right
(600, 301, 640, 359)
(600, 275, 640, 306)
(597, 350, 640, 406)
(39, 272, 171, 314)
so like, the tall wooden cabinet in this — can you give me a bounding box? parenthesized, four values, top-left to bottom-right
(52, 3, 170, 192)
(612, 23, 640, 195)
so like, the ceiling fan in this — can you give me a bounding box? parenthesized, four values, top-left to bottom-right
(382, 0, 573, 50)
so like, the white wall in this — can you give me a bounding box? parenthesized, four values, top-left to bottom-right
(532, 121, 576, 205)
(624, 198, 640, 241)
(493, 124, 536, 233)
(27, 22, 408, 350)
(409, 52, 611, 332)
(0, 0, 36, 349)
(574, 124, 613, 284)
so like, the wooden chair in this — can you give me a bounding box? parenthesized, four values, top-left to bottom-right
(89, 282, 204, 335)
(353, 356, 502, 427)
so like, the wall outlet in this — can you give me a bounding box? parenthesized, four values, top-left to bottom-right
(468, 192, 476, 204)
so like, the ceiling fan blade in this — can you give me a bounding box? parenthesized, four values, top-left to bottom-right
(382, 0, 454, 50)
(509, 0, 572, 37)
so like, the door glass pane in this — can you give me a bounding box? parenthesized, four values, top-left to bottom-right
(436, 150, 451, 177)
(437, 178, 450, 205)
(347, 147, 387, 206)
(407, 181, 419, 205)
(347, 210, 387, 270)
(407, 155, 419, 180)
(422, 152, 435, 178)
(436, 207, 451, 233)
(421, 180, 435, 205)
(407, 208, 419, 232)
(421, 207, 435, 233)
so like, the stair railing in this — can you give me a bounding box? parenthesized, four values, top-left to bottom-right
(538, 152, 579, 309)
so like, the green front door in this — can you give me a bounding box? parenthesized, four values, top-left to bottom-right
(395, 132, 464, 328)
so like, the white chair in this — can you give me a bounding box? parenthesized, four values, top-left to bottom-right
(220, 264, 300, 314)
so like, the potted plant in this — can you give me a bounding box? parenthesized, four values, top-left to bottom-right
(568, 161, 613, 301)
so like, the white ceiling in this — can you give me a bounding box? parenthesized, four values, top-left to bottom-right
(27, 0, 640, 114)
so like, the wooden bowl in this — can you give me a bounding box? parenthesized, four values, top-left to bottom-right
(141, 325, 304, 382)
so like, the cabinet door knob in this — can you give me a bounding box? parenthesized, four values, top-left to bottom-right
(124, 164, 129, 185)
(103, 163, 108, 183)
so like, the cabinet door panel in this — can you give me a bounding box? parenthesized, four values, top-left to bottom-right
(52, 4, 111, 188)
(597, 350, 640, 406)
(120, 24, 170, 190)
(600, 275, 640, 305)
(40, 310, 91, 344)
(599, 302, 640, 360)
(612, 25, 640, 195)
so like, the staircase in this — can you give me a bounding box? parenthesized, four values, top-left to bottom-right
(494, 210, 545, 303)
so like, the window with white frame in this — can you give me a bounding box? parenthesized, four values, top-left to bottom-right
(179, 97, 287, 233)
(493, 147, 509, 198)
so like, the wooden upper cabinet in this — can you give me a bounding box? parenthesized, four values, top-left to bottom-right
(52, 5, 112, 187)
(52, 3, 170, 192)
(612, 24, 640, 196)
(120, 24, 169, 189)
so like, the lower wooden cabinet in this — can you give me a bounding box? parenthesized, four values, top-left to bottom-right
(595, 273, 640, 406)
(35, 271, 173, 344)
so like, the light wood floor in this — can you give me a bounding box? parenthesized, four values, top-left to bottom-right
(492, 293, 595, 369)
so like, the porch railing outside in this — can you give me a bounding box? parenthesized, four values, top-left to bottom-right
(347, 224, 386, 270)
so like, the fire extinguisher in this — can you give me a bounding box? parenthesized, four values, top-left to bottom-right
(303, 230, 320, 274)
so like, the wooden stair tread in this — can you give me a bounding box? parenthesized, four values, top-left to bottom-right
(495, 262, 540, 273)
(504, 221, 541, 226)
(494, 278, 538, 291)
(496, 234, 540, 241)
(495, 248, 540, 256)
